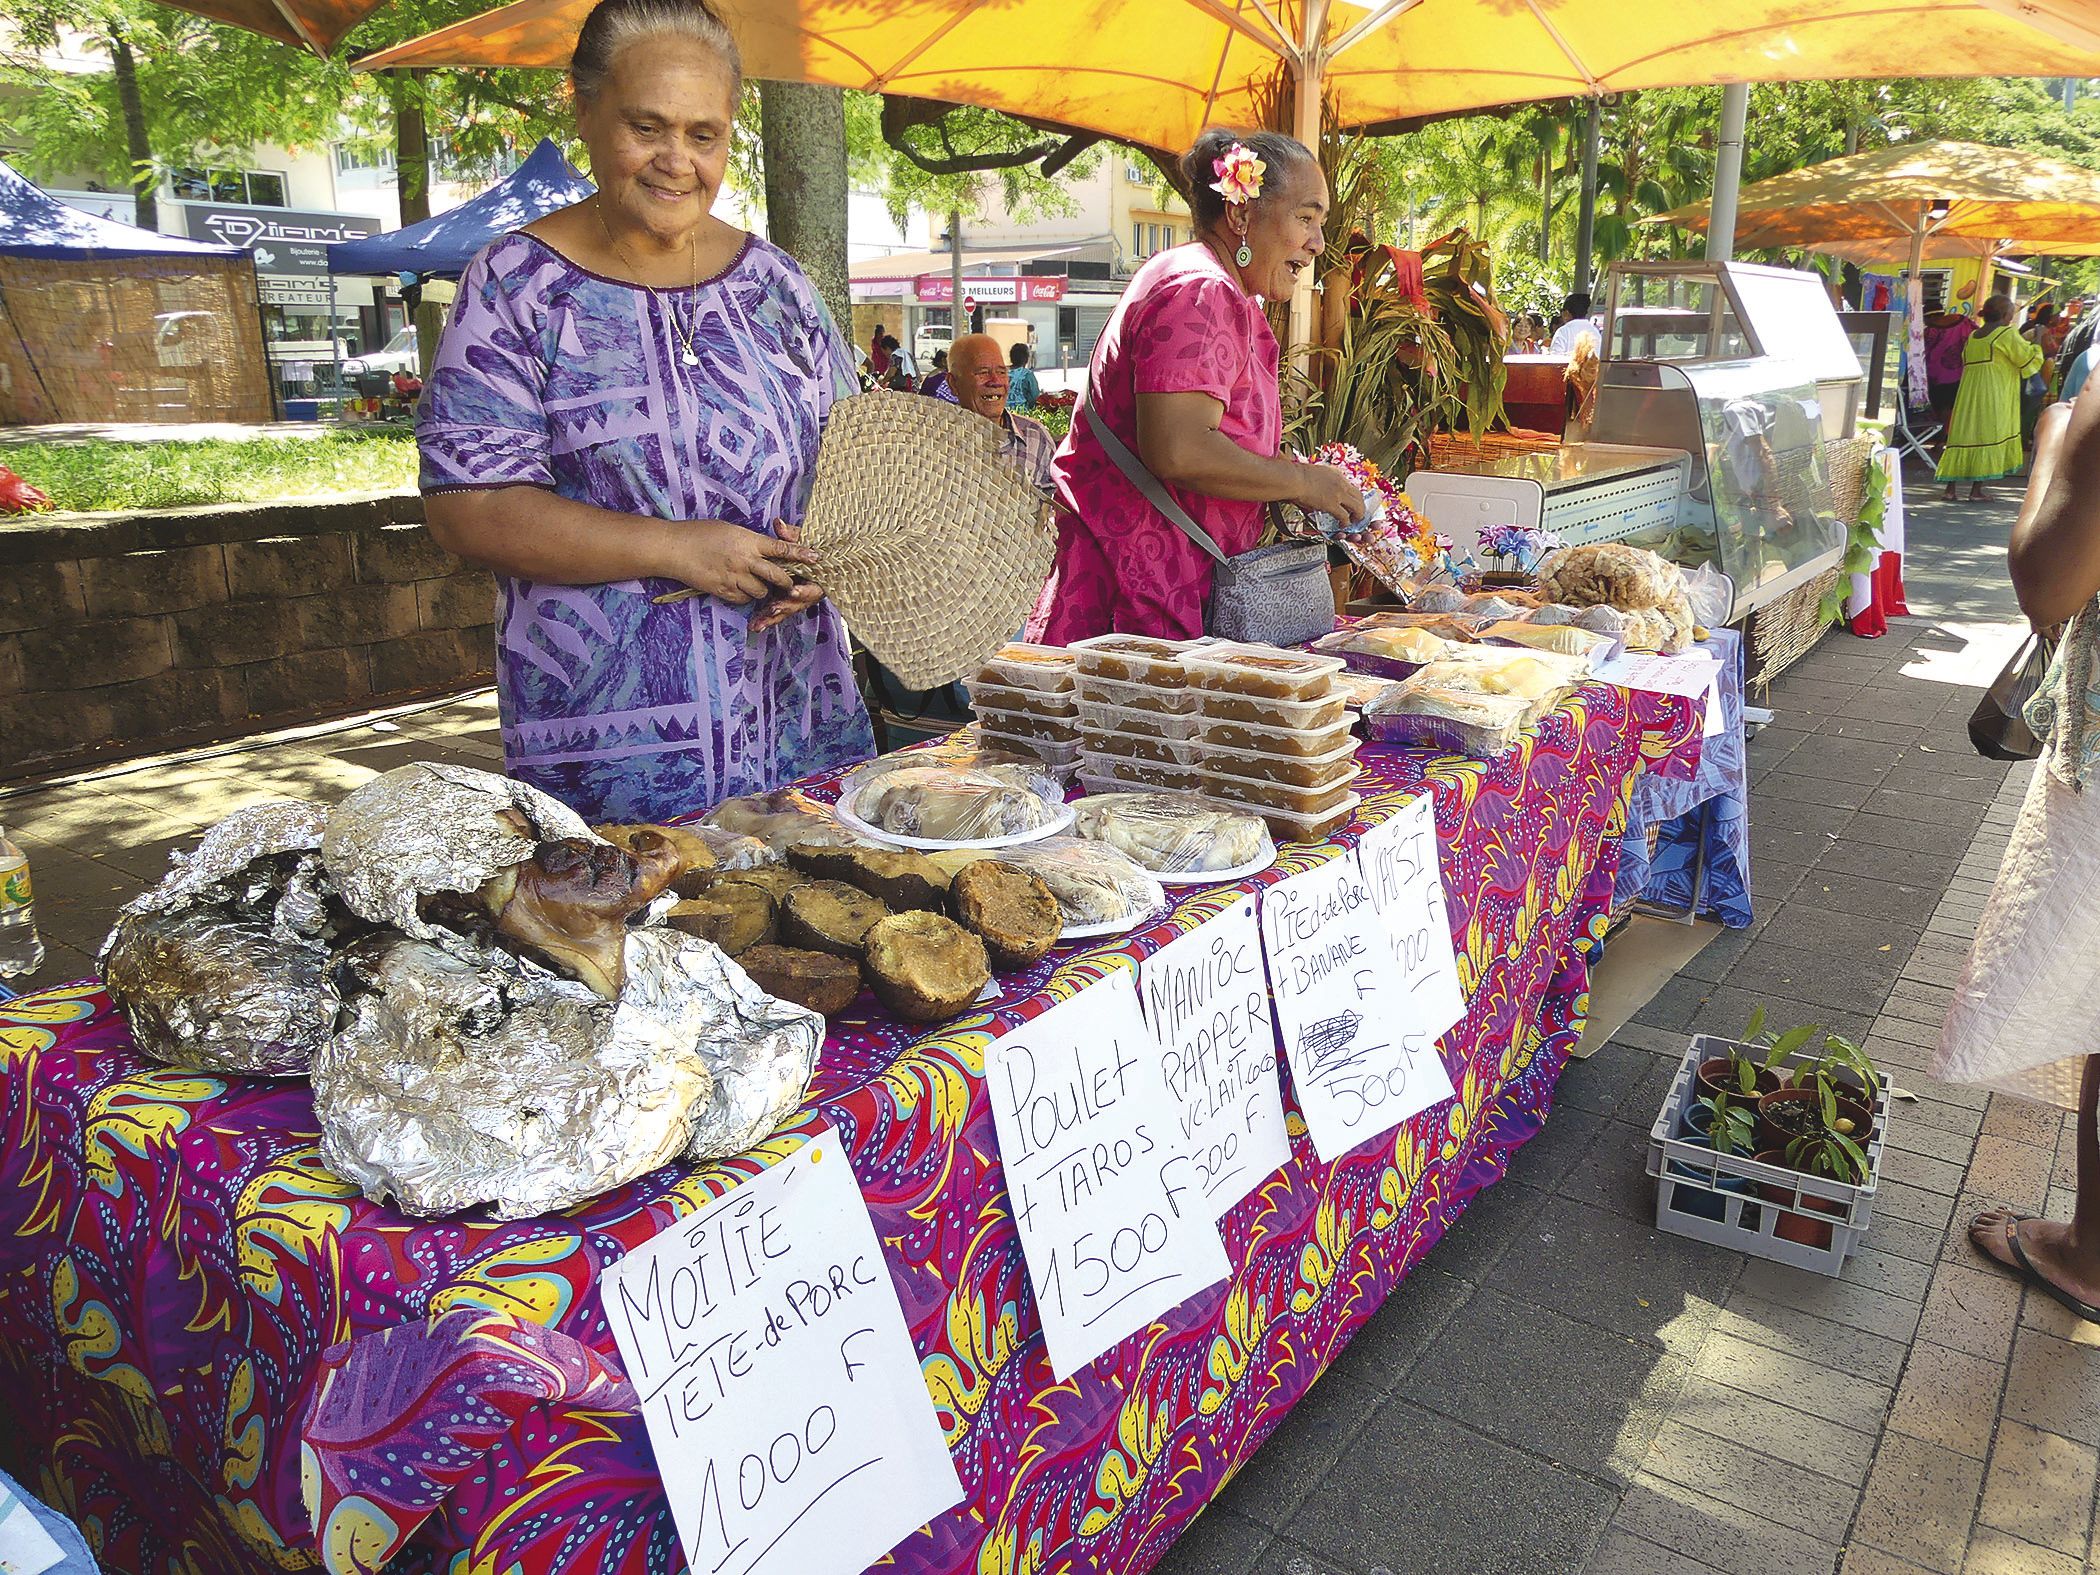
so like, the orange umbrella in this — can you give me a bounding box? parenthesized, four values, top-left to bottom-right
(165, 0, 389, 53)
(358, 0, 2100, 153)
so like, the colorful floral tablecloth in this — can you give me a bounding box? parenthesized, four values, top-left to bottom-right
(0, 683, 1694, 1575)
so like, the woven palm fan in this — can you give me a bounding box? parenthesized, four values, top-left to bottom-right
(661, 391, 1054, 688)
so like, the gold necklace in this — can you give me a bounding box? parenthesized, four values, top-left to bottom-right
(596, 195, 701, 368)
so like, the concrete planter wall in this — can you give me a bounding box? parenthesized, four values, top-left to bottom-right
(0, 491, 495, 781)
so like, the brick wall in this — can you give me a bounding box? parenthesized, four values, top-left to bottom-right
(0, 492, 495, 780)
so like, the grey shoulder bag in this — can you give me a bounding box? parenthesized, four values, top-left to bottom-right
(1080, 397, 1336, 648)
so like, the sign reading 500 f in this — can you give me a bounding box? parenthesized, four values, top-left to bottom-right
(179, 203, 377, 276)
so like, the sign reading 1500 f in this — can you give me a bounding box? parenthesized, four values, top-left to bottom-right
(179, 204, 377, 277)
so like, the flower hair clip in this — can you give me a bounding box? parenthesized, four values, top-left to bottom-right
(1210, 143, 1266, 205)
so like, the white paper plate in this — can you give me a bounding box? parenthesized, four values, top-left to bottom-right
(1060, 902, 1171, 942)
(834, 782, 1076, 852)
(1152, 838, 1279, 887)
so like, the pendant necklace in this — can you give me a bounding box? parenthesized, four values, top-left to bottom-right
(597, 195, 702, 367)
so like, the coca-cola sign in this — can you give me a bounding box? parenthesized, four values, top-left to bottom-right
(915, 275, 1067, 304)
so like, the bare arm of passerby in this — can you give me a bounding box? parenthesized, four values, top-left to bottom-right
(426, 487, 817, 607)
(2008, 399, 2100, 627)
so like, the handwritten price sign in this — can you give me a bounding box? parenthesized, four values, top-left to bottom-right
(989, 968, 1228, 1377)
(603, 1132, 962, 1575)
(1261, 834, 1457, 1162)
(1138, 897, 1290, 1219)
(1356, 792, 1468, 1054)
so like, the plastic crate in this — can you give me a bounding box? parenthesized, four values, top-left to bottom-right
(1645, 1034, 1889, 1277)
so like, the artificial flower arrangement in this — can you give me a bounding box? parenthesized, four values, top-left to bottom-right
(1473, 522, 1562, 576)
(1276, 441, 1452, 596)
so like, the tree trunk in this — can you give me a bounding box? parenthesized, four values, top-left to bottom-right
(758, 80, 851, 334)
(1538, 144, 1552, 264)
(388, 71, 442, 377)
(109, 36, 156, 232)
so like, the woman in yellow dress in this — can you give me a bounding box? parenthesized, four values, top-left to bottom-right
(1939, 294, 2044, 501)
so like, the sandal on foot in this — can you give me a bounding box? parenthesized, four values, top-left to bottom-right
(2000, 1217, 2100, 1325)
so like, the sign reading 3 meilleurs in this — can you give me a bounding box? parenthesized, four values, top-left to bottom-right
(178, 203, 377, 276)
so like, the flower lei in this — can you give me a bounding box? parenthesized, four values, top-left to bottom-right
(1291, 442, 1450, 590)
(1210, 143, 1265, 205)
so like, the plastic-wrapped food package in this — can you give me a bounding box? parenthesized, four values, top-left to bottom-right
(1537, 543, 1687, 611)
(704, 787, 865, 852)
(1073, 791, 1271, 877)
(1478, 620, 1619, 665)
(846, 765, 1066, 844)
(1363, 677, 1539, 754)
(1334, 672, 1410, 711)
(1409, 584, 1471, 614)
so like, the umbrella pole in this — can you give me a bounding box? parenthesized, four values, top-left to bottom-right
(1288, 40, 1323, 356)
(1892, 203, 1939, 466)
(1706, 83, 1748, 263)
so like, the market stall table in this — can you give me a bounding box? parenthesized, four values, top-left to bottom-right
(0, 681, 1698, 1575)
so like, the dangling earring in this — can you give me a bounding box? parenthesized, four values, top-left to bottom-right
(1234, 236, 1253, 268)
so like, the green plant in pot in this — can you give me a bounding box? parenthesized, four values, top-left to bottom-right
(1813, 1033, 1882, 1121)
(1754, 1128, 1873, 1250)
(1758, 1041, 1879, 1153)
(1696, 1007, 1813, 1102)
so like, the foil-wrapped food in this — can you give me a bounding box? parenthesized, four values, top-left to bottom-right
(100, 798, 342, 1076)
(101, 763, 827, 1218)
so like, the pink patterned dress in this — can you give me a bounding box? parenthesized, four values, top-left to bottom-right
(1027, 243, 1280, 641)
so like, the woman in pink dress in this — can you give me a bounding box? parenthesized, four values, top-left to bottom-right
(1027, 129, 1365, 642)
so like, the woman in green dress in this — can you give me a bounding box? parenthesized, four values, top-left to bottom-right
(1940, 294, 2045, 501)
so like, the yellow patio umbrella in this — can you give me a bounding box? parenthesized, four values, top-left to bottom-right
(357, 0, 2100, 155)
(1651, 140, 2100, 255)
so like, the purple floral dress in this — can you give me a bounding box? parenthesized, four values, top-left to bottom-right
(417, 230, 874, 822)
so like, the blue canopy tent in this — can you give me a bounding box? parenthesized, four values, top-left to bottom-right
(0, 157, 272, 422)
(328, 138, 592, 280)
(325, 138, 590, 395)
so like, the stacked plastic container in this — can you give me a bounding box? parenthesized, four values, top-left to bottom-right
(964, 643, 1082, 776)
(1067, 635, 1362, 843)
(1067, 634, 1209, 794)
(1181, 643, 1360, 842)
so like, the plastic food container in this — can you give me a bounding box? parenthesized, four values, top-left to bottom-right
(971, 708, 1082, 746)
(965, 679, 1080, 720)
(1198, 764, 1362, 816)
(974, 642, 1077, 693)
(975, 726, 1083, 778)
(1088, 726, 1201, 767)
(1068, 633, 1207, 686)
(1179, 642, 1345, 703)
(1074, 674, 1200, 715)
(1077, 696, 1202, 741)
(1076, 752, 1202, 794)
(1196, 714, 1356, 758)
(1257, 792, 1362, 845)
(1197, 733, 1361, 791)
(1193, 687, 1350, 730)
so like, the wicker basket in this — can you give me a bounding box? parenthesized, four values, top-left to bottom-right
(1744, 434, 1878, 686)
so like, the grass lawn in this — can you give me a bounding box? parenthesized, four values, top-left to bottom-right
(5, 429, 420, 513)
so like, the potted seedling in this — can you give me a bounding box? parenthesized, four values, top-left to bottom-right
(1813, 1033, 1882, 1131)
(1757, 1127, 1872, 1250)
(1696, 1006, 1814, 1102)
(1759, 1050, 1875, 1152)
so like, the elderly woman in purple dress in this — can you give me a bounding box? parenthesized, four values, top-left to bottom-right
(418, 0, 872, 822)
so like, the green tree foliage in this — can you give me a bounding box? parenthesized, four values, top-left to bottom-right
(1386, 77, 2100, 305)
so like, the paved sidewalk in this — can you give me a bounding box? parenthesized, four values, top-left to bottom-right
(0, 480, 2081, 1575)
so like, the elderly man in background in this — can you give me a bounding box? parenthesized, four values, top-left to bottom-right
(947, 332, 1057, 497)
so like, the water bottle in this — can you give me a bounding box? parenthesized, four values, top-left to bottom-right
(0, 825, 45, 979)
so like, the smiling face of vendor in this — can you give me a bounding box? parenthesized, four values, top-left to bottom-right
(1212, 150, 1328, 303)
(571, 0, 741, 252)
